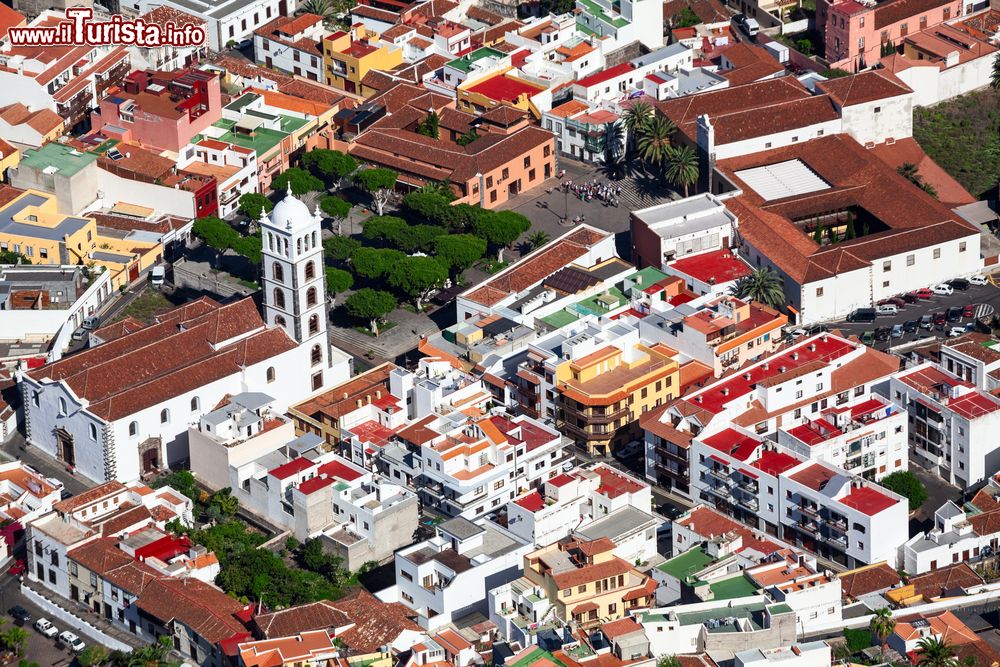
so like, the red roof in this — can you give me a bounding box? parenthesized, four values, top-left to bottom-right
(135, 533, 191, 563)
(948, 391, 1000, 419)
(269, 457, 313, 480)
(548, 473, 575, 487)
(841, 486, 898, 516)
(467, 75, 543, 102)
(316, 459, 363, 482)
(851, 398, 888, 419)
(786, 418, 843, 447)
(594, 465, 644, 498)
(576, 63, 633, 88)
(515, 491, 545, 512)
(669, 249, 753, 285)
(702, 428, 761, 461)
(752, 450, 802, 476)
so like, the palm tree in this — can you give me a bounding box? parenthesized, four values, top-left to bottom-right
(622, 100, 654, 157)
(916, 636, 958, 667)
(210, 488, 239, 516)
(655, 656, 681, 667)
(664, 144, 699, 197)
(897, 162, 920, 182)
(524, 231, 551, 251)
(731, 267, 786, 309)
(297, 0, 337, 20)
(1, 627, 26, 657)
(992, 52, 1000, 89)
(869, 607, 896, 659)
(636, 115, 676, 169)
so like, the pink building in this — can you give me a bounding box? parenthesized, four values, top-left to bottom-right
(820, 0, 962, 71)
(91, 68, 222, 152)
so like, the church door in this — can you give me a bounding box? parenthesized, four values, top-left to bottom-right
(56, 428, 75, 467)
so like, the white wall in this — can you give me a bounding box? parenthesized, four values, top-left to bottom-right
(97, 169, 197, 219)
(716, 119, 842, 160)
(838, 94, 912, 146)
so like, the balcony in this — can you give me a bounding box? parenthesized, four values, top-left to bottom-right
(707, 466, 730, 482)
(655, 462, 685, 481)
(655, 444, 688, 463)
(704, 482, 731, 500)
(796, 519, 819, 535)
(737, 495, 758, 512)
(798, 503, 820, 518)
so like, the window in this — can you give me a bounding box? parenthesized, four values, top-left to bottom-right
(543, 145, 551, 157)
(907, 254, 915, 266)
(523, 156, 530, 168)
(69, 561, 78, 576)
(311, 345, 322, 366)
(58, 397, 67, 415)
(266, 367, 276, 383)
(273, 288, 285, 309)
(31, 391, 39, 408)
(486, 176, 493, 188)
(883, 260, 891, 272)
(274, 315, 286, 328)
(859, 15, 865, 25)
(305, 261, 315, 280)
(960, 242, 967, 252)
(933, 248, 941, 259)
(89, 424, 97, 441)
(129, 421, 138, 437)
(90, 572, 97, 587)
(309, 314, 320, 335)
(160, 409, 169, 424)
(191, 397, 199, 412)
(50, 552, 58, 567)
(502, 167, 509, 180)
(816, 287, 824, 297)
(306, 287, 318, 308)
(272, 262, 284, 283)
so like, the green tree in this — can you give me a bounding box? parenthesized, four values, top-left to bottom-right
(622, 100, 655, 158)
(524, 231, 550, 251)
(473, 210, 531, 261)
(301, 148, 357, 183)
(845, 211, 856, 239)
(434, 234, 486, 272)
(878, 470, 927, 511)
(78, 644, 111, 666)
(324, 236, 361, 263)
(664, 144, 699, 197)
(880, 39, 896, 57)
(403, 191, 453, 225)
(670, 6, 699, 27)
(151, 470, 198, 502)
(992, 52, 1000, 89)
(345, 288, 397, 335)
(813, 222, 824, 244)
(916, 636, 958, 667)
(795, 38, 814, 55)
(387, 256, 448, 308)
(390, 224, 446, 253)
(231, 231, 262, 266)
(272, 167, 324, 195)
(319, 195, 352, 234)
(416, 181, 456, 201)
(456, 128, 479, 146)
(820, 68, 852, 78)
(362, 216, 407, 243)
(1, 626, 26, 656)
(637, 115, 677, 168)
(0, 249, 29, 264)
(209, 487, 238, 516)
(730, 267, 786, 309)
(297, 0, 337, 19)
(325, 267, 353, 302)
(656, 656, 682, 667)
(355, 168, 397, 216)
(416, 110, 440, 139)
(192, 216, 237, 267)
(351, 247, 405, 279)
(869, 607, 896, 659)
(237, 192, 273, 219)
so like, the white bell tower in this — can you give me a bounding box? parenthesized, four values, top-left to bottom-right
(260, 185, 331, 390)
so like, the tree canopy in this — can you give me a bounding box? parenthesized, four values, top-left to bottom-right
(473, 210, 530, 252)
(272, 167, 324, 195)
(434, 234, 486, 271)
(237, 192, 273, 219)
(301, 148, 357, 180)
(345, 288, 397, 335)
(355, 168, 398, 215)
(387, 256, 447, 306)
(351, 247, 405, 279)
(403, 191, 453, 224)
(0, 249, 29, 264)
(878, 470, 927, 511)
(730, 267, 786, 309)
(325, 267, 353, 295)
(324, 236, 361, 262)
(319, 195, 352, 220)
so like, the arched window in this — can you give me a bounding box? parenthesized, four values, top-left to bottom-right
(89, 423, 98, 441)
(311, 344, 322, 366)
(272, 262, 284, 283)
(304, 261, 315, 281)
(312, 231, 317, 248)
(306, 287, 317, 308)
(190, 396, 200, 412)
(308, 314, 319, 335)
(129, 421, 138, 437)
(273, 288, 285, 309)
(268, 233, 275, 252)
(297, 238, 302, 255)
(58, 397, 67, 415)
(160, 408, 170, 424)
(266, 367, 276, 383)
(274, 315, 286, 327)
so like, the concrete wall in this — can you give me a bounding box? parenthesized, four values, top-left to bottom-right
(21, 584, 133, 652)
(96, 169, 197, 219)
(10, 162, 99, 215)
(839, 94, 913, 146)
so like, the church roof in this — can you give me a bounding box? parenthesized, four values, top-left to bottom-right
(266, 188, 318, 232)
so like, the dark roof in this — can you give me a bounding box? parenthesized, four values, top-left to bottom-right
(543, 265, 602, 294)
(838, 562, 902, 600)
(874, 0, 954, 29)
(908, 563, 983, 599)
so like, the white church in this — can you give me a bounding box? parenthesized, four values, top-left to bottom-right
(20, 189, 353, 484)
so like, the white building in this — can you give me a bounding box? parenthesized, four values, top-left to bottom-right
(746, 552, 841, 631)
(178, 138, 258, 219)
(253, 13, 326, 82)
(886, 359, 1000, 489)
(20, 190, 351, 484)
(735, 641, 832, 667)
(630, 193, 738, 273)
(138, 0, 295, 50)
(389, 516, 531, 630)
(574, 0, 663, 49)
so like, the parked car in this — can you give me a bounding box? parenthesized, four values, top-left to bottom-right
(150, 265, 165, 287)
(966, 322, 978, 332)
(615, 441, 643, 459)
(788, 327, 807, 338)
(948, 326, 966, 337)
(8, 606, 30, 624)
(57, 630, 85, 652)
(875, 304, 899, 316)
(807, 324, 830, 335)
(933, 312, 947, 329)
(912, 288, 933, 300)
(861, 330, 876, 345)
(969, 274, 989, 286)
(919, 314, 933, 329)
(932, 283, 954, 296)
(947, 307, 963, 322)
(732, 14, 760, 36)
(891, 323, 903, 339)
(948, 278, 970, 291)
(875, 326, 891, 341)
(903, 320, 920, 334)
(33, 618, 58, 638)
(902, 292, 920, 304)
(8, 559, 25, 576)
(82, 316, 99, 330)
(880, 297, 907, 309)
(70, 328, 87, 342)
(963, 304, 977, 318)
(847, 308, 877, 323)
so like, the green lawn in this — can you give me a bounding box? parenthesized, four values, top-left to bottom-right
(709, 575, 757, 600)
(658, 547, 714, 579)
(914, 87, 1000, 198)
(113, 288, 173, 323)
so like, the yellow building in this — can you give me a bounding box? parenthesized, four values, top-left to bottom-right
(456, 69, 546, 118)
(0, 139, 19, 182)
(0, 189, 161, 289)
(555, 341, 679, 457)
(524, 538, 656, 629)
(322, 27, 402, 96)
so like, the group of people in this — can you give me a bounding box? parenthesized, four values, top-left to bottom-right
(562, 179, 622, 207)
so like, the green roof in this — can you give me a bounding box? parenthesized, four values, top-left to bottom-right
(541, 309, 580, 329)
(447, 46, 505, 73)
(629, 266, 670, 286)
(214, 118, 237, 130)
(576, 21, 597, 36)
(768, 603, 793, 615)
(20, 143, 99, 177)
(214, 126, 288, 157)
(708, 575, 757, 601)
(225, 92, 261, 112)
(658, 547, 714, 580)
(575, 286, 627, 315)
(577, 0, 629, 28)
(508, 649, 571, 667)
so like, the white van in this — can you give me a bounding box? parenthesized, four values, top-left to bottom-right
(151, 266, 165, 287)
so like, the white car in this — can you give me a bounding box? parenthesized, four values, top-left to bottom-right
(57, 630, 85, 652)
(33, 618, 58, 638)
(970, 274, 989, 286)
(875, 304, 898, 315)
(948, 326, 966, 337)
(788, 328, 807, 338)
(931, 284, 954, 296)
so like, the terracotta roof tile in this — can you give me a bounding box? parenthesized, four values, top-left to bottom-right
(838, 562, 901, 599)
(816, 69, 912, 107)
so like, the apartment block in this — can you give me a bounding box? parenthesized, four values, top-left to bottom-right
(254, 13, 327, 82)
(178, 138, 257, 218)
(324, 26, 403, 94)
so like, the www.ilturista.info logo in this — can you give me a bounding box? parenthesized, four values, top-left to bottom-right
(8, 7, 206, 47)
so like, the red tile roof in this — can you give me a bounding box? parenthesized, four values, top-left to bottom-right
(575, 63, 634, 88)
(816, 69, 912, 107)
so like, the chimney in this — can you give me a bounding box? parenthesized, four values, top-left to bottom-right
(791, 352, 799, 360)
(808, 343, 816, 351)
(376, 390, 382, 399)
(356, 399, 363, 408)
(722, 388, 729, 396)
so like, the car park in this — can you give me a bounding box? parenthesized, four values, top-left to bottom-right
(875, 304, 898, 316)
(947, 278, 970, 291)
(875, 326, 891, 341)
(33, 618, 58, 638)
(947, 307, 963, 322)
(9, 606, 30, 624)
(963, 304, 976, 318)
(948, 327, 966, 337)
(913, 288, 934, 300)
(970, 274, 988, 286)
(919, 314, 933, 329)
(861, 330, 876, 345)
(58, 630, 85, 652)
(891, 324, 903, 339)
(932, 283, 954, 296)
(880, 297, 906, 308)
(848, 308, 877, 323)
(902, 320, 920, 334)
